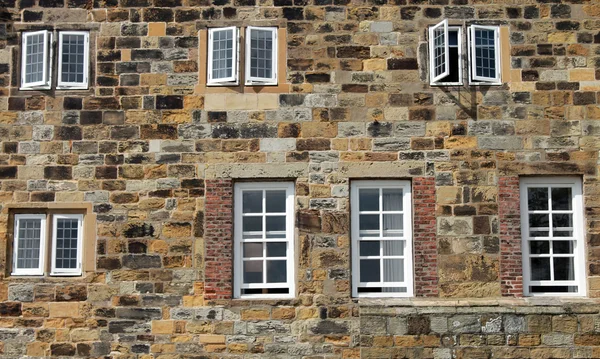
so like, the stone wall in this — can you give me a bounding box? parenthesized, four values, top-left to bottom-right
(0, 0, 600, 357)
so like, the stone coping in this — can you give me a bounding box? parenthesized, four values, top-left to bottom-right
(357, 297, 600, 308)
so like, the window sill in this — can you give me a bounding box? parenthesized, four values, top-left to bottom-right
(5, 272, 94, 282)
(355, 297, 600, 308)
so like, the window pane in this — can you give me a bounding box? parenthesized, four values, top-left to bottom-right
(383, 214, 403, 237)
(383, 259, 403, 282)
(242, 191, 262, 213)
(266, 242, 286, 257)
(266, 190, 286, 213)
(211, 29, 234, 80)
(474, 28, 496, 79)
(243, 261, 262, 283)
(383, 240, 403, 256)
(55, 218, 79, 269)
(554, 257, 574, 280)
(25, 33, 45, 84)
(359, 189, 379, 211)
(529, 214, 549, 228)
(359, 241, 379, 256)
(529, 241, 549, 254)
(242, 217, 262, 239)
(60, 34, 86, 84)
(17, 218, 42, 269)
(266, 216, 286, 238)
(359, 214, 379, 237)
(266, 260, 286, 283)
(552, 213, 573, 237)
(433, 23, 447, 78)
(552, 188, 572, 210)
(249, 28, 274, 79)
(528, 188, 548, 211)
(531, 258, 550, 281)
(382, 188, 402, 211)
(360, 259, 380, 282)
(243, 243, 262, 258)
(553, 241, 574, 254)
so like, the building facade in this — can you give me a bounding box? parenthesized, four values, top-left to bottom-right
(0, 0, 600, 357)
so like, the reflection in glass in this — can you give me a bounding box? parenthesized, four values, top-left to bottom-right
(553, 241, 574, 254)
(243, 243, 262, 258)
(243, 217, 262, 239)
(529, 214, 549, 228)
(359, 214, 379, 236)
(266, 190, 286, 213)
(552, 214, 573, 237)
(528, 187, 548, 211)
(554, 257, 574, 280)
(359, 241, 379, 256)
(531, 258, 550, 280)
(359, 189, 379, 211)
(266, 242, 286, 257)
(529, 241, 549, 254)
(360, 259, 380, 282)
(552, 187, 572, 210)
(243, 261, 262, 283)
(266, 216, 286, 238)
(243, 191, 262, 213)
(266, 260, 286, 283)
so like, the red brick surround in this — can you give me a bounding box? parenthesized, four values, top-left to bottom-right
(413, 177, 438, 297)
(499, 176, 524, 297)
(204, 179, 234, 300)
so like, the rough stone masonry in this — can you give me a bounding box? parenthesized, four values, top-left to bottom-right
(0, 0, 600, 358)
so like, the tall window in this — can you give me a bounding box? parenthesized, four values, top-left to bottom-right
(12, 213, 84, 276)
(520, 177, 586, 296)
(234, 182, 295, 299)
(207, 27, 239, 85)
(351, 181, 413, 297)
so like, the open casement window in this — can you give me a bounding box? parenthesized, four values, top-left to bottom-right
(351, 181, 413, 298)
(245, 27, 278, 86)
(234, 182, 295, 299)
(428, 19, 449, 84)
(468, 25, 501, 84)
(12, 214, 47, 276)
(21, 30, 53, 90)
(207, 27, 239, 85)
(430, 26, 462, 86)
(57, 31, 89, 90)
(51, 214, 83, 276)
(520, 177, 586, 297)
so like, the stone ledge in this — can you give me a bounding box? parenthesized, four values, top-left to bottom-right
(357, 297, 600, 310)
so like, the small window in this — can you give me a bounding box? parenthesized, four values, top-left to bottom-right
(234, 182, 295, 299)
(351, 181, 413, 297)
(21, 30, 53, 90)
(57, 31, 89, 90)
(245, 27, 278, 86)
(11, 213, 84, 276)
(429, 24, 462, 86)
(468, 25, 501, 84)
(520, 177, 586, 296)
(429, 19, 449, 84)
(207, 27, 239, 85)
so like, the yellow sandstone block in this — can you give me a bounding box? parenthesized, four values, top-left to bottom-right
(152, 320, 174, 334)
(199, 335, 226, 344)
(49, 302, 80, 318)
(148, 22, 166, 36)
(569, 69, 595, 82)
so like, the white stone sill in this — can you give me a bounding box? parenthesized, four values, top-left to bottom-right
(356, 297, 600, 308)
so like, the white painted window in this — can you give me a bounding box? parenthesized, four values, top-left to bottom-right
(207, 26, 239, 85)
(351, 181, 413, 297)
(12, 214, 47, 276)
(234, 182, 295, 299)
(21, 30, 53, 90)
(51, 214, 83, 276)
(429, 24, 462, 86)
(429, 19, 449, 84)
(245, 26, 278, 86)
(468, 25, 501, 84)
(520, 177, 586, 296)
(57, 31, 89, 90)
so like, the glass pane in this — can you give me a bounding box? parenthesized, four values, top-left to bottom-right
(530, 231, 549, 237)
(17, 218, 42, 269)
(243, 260, 262, 283)
(552, 187, 572, 210)
(383, 240, 403, 256)
(529, 214, 549, 228)
(359, 241, 379, 256)
(383, 259, 404, 282)
(243, 217, 262, 239)
(360, 259, 380, 282)
(528, 188, 548, 211)
(55, 218, 79, 269)
(383, 214, 403, 237)
(243, 243, 262, 258)
(266, 260, 286, 283)
(266, 242, 286, 257)
(552, 214, 573, 237)
(60, 34, 85, 84)
(266, 216, 286, 238)
(554, 257, 574, 280)
(382, 188, 402, 211)
(243, 191, 262, 213)
(266, 190, 286, 213)
(553, 241, 574, 254)
(529, 241, 549, 254)
(359, 214, 379, 237)
(531, 258, 551, 281)
(359, 189, 379, 211)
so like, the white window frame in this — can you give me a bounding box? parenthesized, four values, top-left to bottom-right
(20, 30, 53, 90)
(234, 182, 295, 299)
(468, 24, 501, 85)
(51, 214, 84, 276)
(57, 31, 90, 90)
(430, 26, 463, 86)
(12, 214, 47, 276)
(428, 19, 449, 84)
(520, 177, 586, 297)
(207, 26, 239, 86)
(351, 180, 414, 298)
(245, 26, 278, 86)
